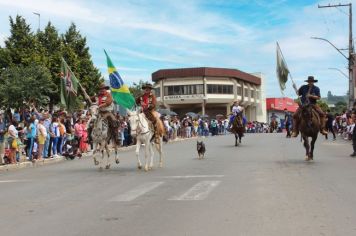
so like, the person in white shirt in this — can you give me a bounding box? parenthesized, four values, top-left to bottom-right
(228, 100, 244, 129)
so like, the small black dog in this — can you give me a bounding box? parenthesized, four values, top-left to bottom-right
(197, 141, 206, 159)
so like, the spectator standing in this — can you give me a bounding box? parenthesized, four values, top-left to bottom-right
(325, 109, 336, 141)
(26, 116, 37, 161)
(8, 120, 19, 164)
(284, 108, 292, 138)
(50, 117, 60, 157)
(350, 111, 356, 157)
(37, 118, 47, 161)
(43, 112, 51, 158)
(0, 114, 5, 164)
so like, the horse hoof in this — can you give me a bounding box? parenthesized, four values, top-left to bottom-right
(159, 163, 163, 168)
(94, 160, 99, 166)
(99, 167, 103, 171)
(105, 164, 111, 169)
(115, 159, 120, 164)
(144, 167, 148, 172)
(305, 156, 309, 161)
(138, 165, 142, 170)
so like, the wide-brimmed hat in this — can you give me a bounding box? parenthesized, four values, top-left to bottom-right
(99, 83, 110, 90)
(305, 76, 318, 83)
(142, 83, 153, 89)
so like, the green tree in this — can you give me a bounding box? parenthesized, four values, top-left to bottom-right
(129, 80, 149, 98)
(331, 101, 347, 114)
(0, 64, 57, 108)
(62, 23, 102, 96)
(5, 15, 42, 66)
(317, 100, 329, 112)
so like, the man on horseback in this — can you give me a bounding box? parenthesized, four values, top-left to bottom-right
(136, 83, 159, 143)
(291, 76, 328, 137)
(228, 100, 244, 130)
(91, 83, 119, 143)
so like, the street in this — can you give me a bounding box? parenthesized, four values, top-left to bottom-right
(1, 133, 356, 236)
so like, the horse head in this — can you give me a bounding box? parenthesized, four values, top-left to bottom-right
(89, 104, 99, 120)
(300, 104, 313, 121)
(127, 109, 140, 136)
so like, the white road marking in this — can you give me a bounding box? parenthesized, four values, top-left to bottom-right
(169, 181, 221, 201)
(110, 182, 164, 202)
(0, 180, 29, 183)
(162, 175, 224, 179)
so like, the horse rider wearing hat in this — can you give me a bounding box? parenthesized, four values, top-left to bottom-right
(91, 83, 119, 142)
(227, 100, 244, 130)
(291, 76, 328, 137)
(136, 83, 159, 143)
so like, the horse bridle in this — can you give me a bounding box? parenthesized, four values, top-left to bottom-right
(130, 113, 150, 135)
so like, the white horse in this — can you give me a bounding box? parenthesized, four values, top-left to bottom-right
(127, 109, 163, 171)
(89, 105, 119, 170)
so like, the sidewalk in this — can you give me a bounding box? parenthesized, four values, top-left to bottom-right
(0, 136, 199, 172)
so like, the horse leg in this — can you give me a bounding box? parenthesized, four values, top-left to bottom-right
(144, 141, 150, 172)
(303, 136, 310, 161)
(93, 142, 99, 166)
(148, 142, 154, 170)
(114, 142, 119, 164)
(156, 138, 163, 168)
(136, 139, 142, 169)
(105, 143, 111, 169)
(310, 135, 317, 160)
(235, 133, 238, 146)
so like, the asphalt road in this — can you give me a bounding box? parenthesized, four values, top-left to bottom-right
(1, 133, 356, 236)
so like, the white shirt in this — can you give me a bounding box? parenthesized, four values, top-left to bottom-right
(232, 105, 243, 115)
(38, 123, 47, 137)
(8, 125, 18, 138)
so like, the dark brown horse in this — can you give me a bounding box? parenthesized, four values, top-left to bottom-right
(299, 104, 320, 161)
(231, 116, 244, 146)
(269, 120, 278, 133)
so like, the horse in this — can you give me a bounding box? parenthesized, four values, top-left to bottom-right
(231, 115, 244, 146)
(127, 109, 164, 171)
(269, 120, 278, 133)
(298, 104, 321, 161)
(89, 105, 120, 170)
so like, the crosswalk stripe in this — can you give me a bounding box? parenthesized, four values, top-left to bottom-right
(110, 182, 164, 202)
(162, 175, 224, 179)
(169, 181, 221, 201)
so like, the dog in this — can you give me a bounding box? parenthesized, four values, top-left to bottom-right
(197, 141, 206, 159)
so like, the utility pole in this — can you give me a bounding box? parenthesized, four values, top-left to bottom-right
(318, 3, 354, 109)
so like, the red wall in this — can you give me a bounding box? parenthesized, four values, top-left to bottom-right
(266, 97, 299, 112)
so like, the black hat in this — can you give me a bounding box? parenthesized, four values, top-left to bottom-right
(305, 76, 318, 83)
(142, 83, 153, 89)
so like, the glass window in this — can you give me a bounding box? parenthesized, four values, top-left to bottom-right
(207, 85, 233, 94)
(164, 85, 204, 96)
(154, 88, 160, 97)
(244, 88, 250, 97)
(236, 86, 242, 96)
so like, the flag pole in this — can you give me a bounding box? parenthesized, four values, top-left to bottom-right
(61, 57, 92, 106)
(276, 42, 298, 95)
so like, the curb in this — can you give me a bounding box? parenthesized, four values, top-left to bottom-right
(0, 136, 199, 172)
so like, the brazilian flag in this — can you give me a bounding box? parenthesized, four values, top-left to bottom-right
(104, 50, 135, 109)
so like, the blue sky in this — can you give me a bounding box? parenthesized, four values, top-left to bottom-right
(0, 0, 355, 98)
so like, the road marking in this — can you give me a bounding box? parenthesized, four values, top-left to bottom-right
(169, 181, 221, 201)
(0, 180, 29, 183)
(162, 175, 224, 179)
(110, 182, 164, 202)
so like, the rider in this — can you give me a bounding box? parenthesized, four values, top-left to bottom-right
(92, 83, 119, 143)
(135, 83, 159, 143)
(291, 76, 328, 137)
(228, 100, 244, 129)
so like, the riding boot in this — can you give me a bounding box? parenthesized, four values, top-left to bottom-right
(319, 115, 328, 135)
(106, 114, 120, 145)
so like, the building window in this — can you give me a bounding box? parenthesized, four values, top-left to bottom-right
(164, 84, 204, 96)
(236, 86, 242, 96)
(244, 88, 250, 97)
(251, 90, 255, 98)
(207, 84, 233, 94)
(154, 88, 160, 97)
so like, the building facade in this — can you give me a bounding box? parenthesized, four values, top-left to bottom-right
(152, 67, 267, 122)
(266, 97, 299, 126)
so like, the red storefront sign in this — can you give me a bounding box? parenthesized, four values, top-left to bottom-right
(266, 97, 299, 112)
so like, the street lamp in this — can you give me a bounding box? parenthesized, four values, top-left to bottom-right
(311, 36, 354, 108)
(33, 12, 40, 31)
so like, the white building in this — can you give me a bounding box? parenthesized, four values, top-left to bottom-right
(152, 67, 267, 122)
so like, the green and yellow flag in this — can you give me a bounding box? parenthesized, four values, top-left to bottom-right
(104, 50, 135, 109)
(60, 58, 79, 112)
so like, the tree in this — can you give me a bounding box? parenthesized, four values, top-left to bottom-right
(0, 64, 57, 108)
(5, 15, 42, 66)
(62, 23, 102, 96)
(317, 100, 329, 112)
(331, 101, 347, 114)
(129, 80, 148, 98)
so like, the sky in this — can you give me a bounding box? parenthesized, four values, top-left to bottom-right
(0, 0, 355, 98)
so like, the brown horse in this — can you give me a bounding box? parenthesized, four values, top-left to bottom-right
(231, 116, 244, 146)
(298, 104, 320, 161)
(270, 120, 278, 133)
